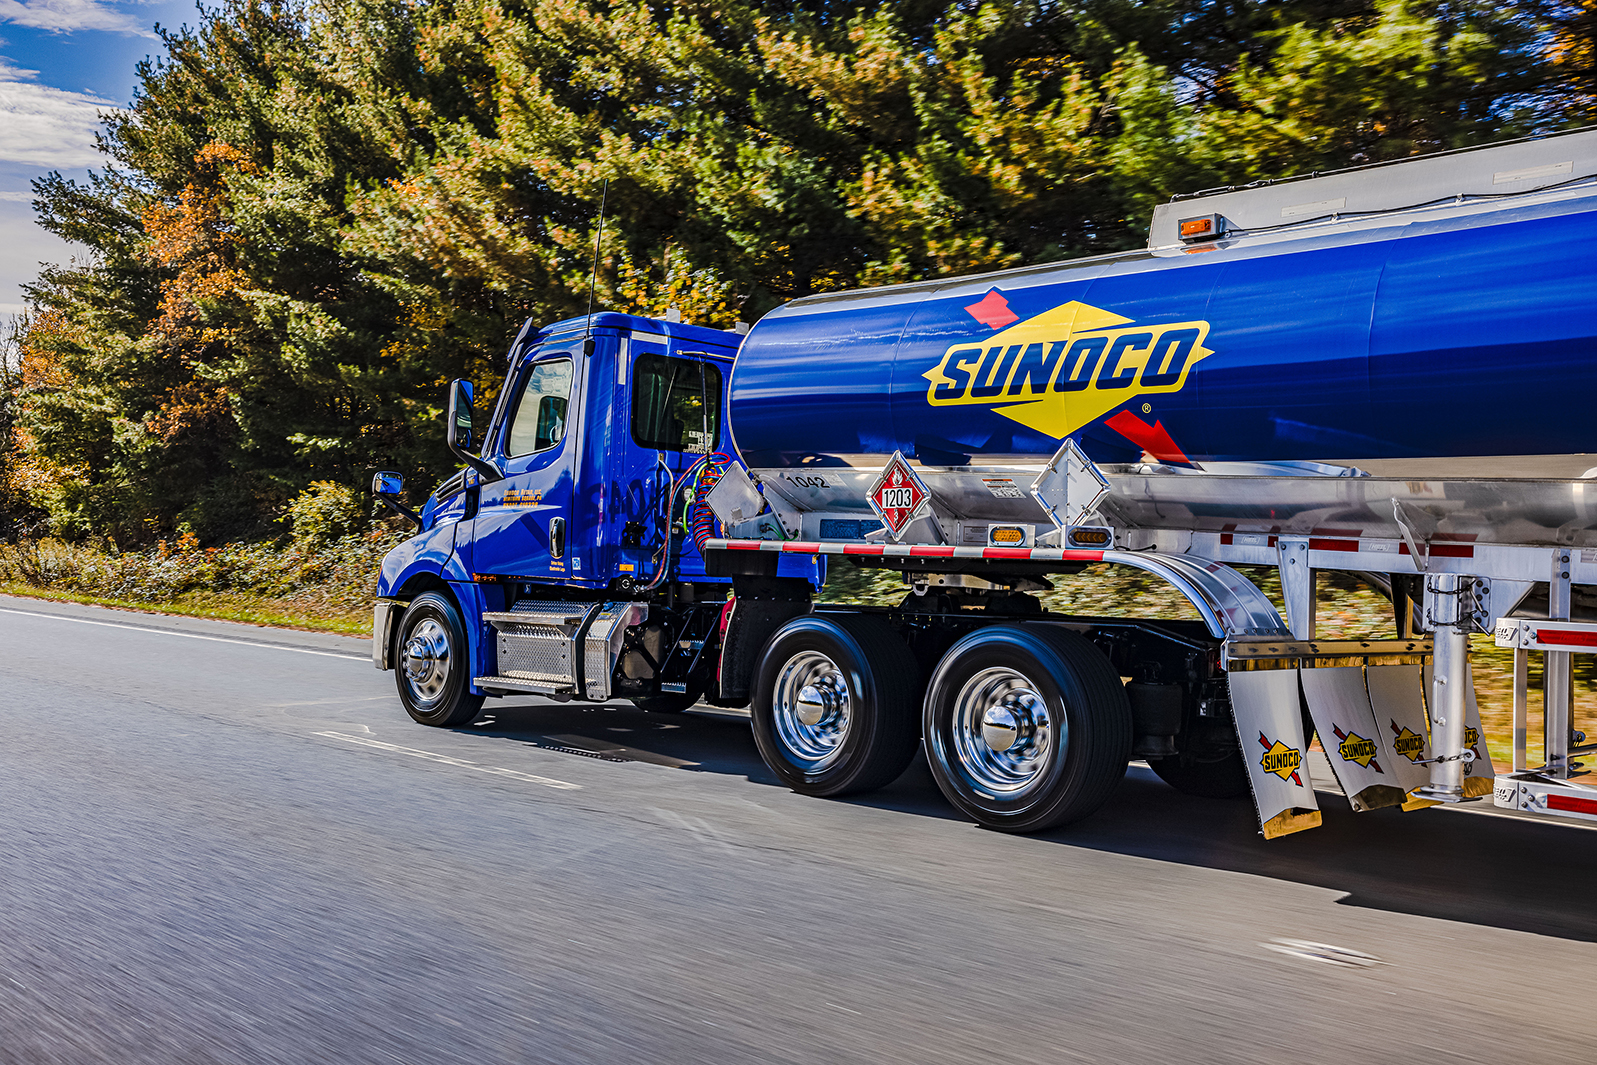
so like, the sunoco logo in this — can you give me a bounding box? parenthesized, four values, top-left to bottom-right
(1257, 731, 1304, 786)
(922, 298, 1214, 439)
(1332, 725, 1384, 773)
(1389, 720, 1425, 762)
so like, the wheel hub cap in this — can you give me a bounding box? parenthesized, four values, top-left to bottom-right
(980, 702, 1023, 752)
(951, 668, 1057, 797)
(772, 652, 851, 771)
(795, 683, 838, 727)
(399, 618, 452, 703)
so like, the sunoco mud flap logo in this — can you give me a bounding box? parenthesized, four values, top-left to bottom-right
(1389, 720, 1425, 762)
(922, 296, 1214, 439)
(1332, 727, 1384, 773)
(1258, 732, 1304, 785)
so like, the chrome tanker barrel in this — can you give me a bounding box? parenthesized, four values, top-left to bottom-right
(728, 130, 1597, 482)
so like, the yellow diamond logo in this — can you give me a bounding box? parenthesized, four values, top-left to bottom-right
(1389, 721, 1425, 763)
(921, 298, 1214, 440)
(1257, 732, 1303, 785)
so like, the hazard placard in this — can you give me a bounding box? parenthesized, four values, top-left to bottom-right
(866, 451, 932, 540)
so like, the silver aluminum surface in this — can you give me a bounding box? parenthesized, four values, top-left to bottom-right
(1417, 573, 1469, 800)
(399, 618, 454, 704)
(770, 651, 851, 772)
(583, 602, 647, 701)
(486, 600, 600, 691)
(758, 463, 1597, 550)
(947, 667, 1056, 798)
(1147, 128, 1597, 248)
(372, 599, 401, 670)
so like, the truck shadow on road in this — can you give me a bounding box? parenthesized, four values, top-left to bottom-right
(470, 700, 1597, 942)
(1056, 767, 1597, 943)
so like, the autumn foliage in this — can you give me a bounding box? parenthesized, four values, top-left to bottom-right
(7, 0, 1590, 542)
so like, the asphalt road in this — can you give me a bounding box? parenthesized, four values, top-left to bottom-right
(3, 595, 1595, 1064)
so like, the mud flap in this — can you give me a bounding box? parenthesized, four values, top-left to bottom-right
(1299, 667, 1407, 812)
(1364, 664, 1437, 809)
(1229, 669, 1321, 839)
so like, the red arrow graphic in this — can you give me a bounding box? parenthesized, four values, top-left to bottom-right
(1104, 410, 1191, 465)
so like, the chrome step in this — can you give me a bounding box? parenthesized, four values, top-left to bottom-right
(485, 600, 601, 690)
(474, 675, 576, 696)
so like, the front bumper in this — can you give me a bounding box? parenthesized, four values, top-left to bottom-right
(373, 598, 403, 669)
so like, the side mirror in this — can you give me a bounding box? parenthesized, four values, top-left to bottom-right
(447, 379, 475, 452)
(370, 470, 422, 530)
(444, 378, 501, 483)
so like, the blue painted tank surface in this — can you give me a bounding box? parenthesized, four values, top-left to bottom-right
(728, 193, 1597, 471)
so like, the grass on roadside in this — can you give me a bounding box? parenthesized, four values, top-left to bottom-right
(0, 582, 370, 635)
(0, 532, 394, 636)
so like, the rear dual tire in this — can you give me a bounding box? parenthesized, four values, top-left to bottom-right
(751, 614, 921, 797)
(923, 626, 1132, 833)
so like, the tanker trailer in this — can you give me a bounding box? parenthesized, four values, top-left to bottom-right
(376, 128, 1597, 840)
(701, 127, 1597, 837)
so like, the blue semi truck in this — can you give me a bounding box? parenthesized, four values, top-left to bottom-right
(373, 129, 1597, 838)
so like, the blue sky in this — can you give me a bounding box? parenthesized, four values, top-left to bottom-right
(0, 0, 193, 317)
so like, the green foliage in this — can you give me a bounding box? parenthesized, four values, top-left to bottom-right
(7, 0, 1590, 541)
(0, 528, 402, 616)
(282, 480, 369, 550)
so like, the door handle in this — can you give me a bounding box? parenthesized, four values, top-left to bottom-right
(549, 516, 566, 559)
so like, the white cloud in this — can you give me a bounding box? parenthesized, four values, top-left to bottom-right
(0, 191, 81, 316)
(0, 59, 118, 167)
(0, 0, 150, 35)
(0, 189, 32, 200)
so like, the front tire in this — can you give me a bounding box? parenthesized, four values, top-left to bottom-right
(751, 613, 920, 797)
(923, 625, 1131, 833)
(395, 592, 485, 727)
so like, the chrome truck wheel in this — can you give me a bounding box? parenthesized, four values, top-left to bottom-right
(772, 650, 853, 772)
(395, 592, 484, 727)
(924, 625, 1131, 833)
(751, 614, 920, 797)
(949, 667, 1056, 798)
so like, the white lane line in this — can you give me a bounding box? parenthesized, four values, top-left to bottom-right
(315, 731, 582, 790)
(1263, 939, 1383, 968)
(0, 606, 367, 660)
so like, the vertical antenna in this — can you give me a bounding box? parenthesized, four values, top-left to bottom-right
(582, 179, 609, 356)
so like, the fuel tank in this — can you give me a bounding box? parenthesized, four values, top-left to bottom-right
(728, 178, 1597, 478)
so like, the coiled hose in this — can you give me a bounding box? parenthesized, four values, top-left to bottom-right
(688, 452, 732, 553)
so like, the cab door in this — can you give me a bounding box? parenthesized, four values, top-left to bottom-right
(470, 352, 580, 581)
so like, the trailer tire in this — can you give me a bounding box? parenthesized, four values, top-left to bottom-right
(395, 592, 484, 727)
(923, 625, 1131, 833)
(751, 614, 920, 797)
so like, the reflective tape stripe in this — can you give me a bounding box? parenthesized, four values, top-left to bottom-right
(1548, 793, 1597, 816)
(1535, 628, 1597, 648)
(705, 539, 1104, 562)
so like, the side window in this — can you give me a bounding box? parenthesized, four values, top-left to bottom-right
(631, 353, 722, 453)
(506, 358, 574, 457)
